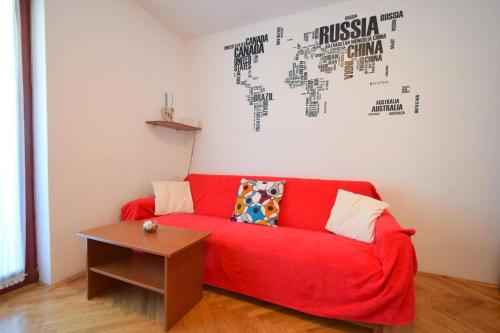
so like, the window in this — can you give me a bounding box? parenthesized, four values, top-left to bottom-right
(0, 0, 36, 293)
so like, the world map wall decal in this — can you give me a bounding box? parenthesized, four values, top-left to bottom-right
(224, 34, 273, 132)
(224, 10, 418, 132)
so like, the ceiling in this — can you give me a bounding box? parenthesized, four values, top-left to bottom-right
(135, 0, 346, 39)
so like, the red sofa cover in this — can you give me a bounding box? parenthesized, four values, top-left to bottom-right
(121, 174, 417, 326)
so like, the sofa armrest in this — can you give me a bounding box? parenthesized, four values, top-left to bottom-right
(120, 197, 155, 221)
(374, 211, 417, 277)
(373, 211, 417, 322)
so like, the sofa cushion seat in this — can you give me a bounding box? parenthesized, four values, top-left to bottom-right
(152, 213, 394, 322)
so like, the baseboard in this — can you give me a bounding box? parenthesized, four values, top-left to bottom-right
(46, 272, 86, 290)
(40, 272, 499, 299)
(417, 271, 498, 289)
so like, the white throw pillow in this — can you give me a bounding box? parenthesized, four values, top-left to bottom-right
(152, 181, 194, 215)
(325, 189, 389, 243)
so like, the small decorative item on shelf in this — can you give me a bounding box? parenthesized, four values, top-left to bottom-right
(142, 220, 158, 233)
(161, 92, 174, 122)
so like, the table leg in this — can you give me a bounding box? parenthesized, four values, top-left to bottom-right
(164, 241, 204, 331)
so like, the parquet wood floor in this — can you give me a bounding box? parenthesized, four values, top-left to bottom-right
(0, 273, 498, 332)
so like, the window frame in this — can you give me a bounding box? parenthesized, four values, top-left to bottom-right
(0, 0, 37, 295)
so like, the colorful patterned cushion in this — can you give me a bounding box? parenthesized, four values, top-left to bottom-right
(230, 178, 285, 227)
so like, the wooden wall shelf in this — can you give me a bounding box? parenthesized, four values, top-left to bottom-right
(145, 120, 201, 131)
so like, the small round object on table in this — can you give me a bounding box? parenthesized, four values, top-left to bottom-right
(142, 220, 158, 233)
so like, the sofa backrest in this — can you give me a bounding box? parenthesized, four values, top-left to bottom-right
(185, 173, 381, 232)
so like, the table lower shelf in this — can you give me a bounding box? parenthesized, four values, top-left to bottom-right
(89, 253, 164, 294)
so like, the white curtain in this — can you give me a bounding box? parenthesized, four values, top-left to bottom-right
(0, 0, 26, 290)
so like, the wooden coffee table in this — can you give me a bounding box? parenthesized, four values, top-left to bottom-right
(77, 221, 211, 331)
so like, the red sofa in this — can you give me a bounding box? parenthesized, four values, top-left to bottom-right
(121, 173, 417, 327)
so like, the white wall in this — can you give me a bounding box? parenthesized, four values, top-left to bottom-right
(32, 0, 51, 284)
(40, 0, 192, 284)
(36, 0, 500, 285)
(185, 0, 500, 284)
